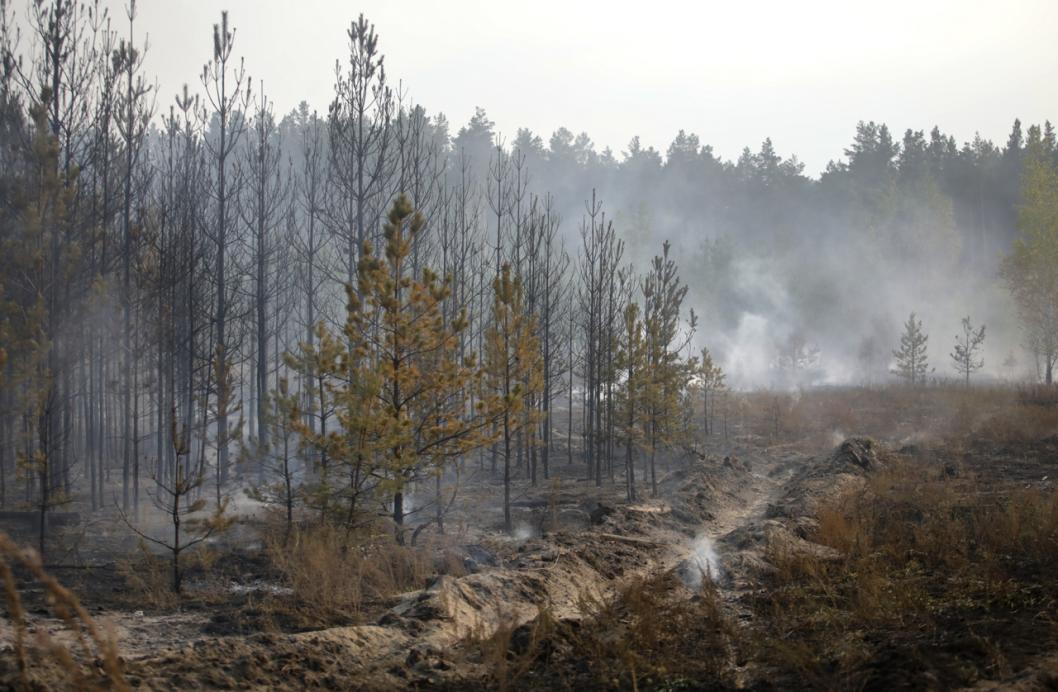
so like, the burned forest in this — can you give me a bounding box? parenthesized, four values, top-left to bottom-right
(2, 1, 1058, 689)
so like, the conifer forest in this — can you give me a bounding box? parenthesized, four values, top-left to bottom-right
(2, 1, 1058, 689)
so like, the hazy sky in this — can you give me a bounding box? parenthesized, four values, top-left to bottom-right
(18, 0, 1058, 174)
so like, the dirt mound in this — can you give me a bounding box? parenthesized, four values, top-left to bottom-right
(766, 437, 887, 520)
(829, 437, 882, 472)
(110, 493, 694, 690)
(385, 548, 601, 641)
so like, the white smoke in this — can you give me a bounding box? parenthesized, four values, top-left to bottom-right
(683, 533, 723, 588)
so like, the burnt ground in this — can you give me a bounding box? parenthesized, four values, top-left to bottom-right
(0, 436, 766, 690)
(3, 422, 1058, 690)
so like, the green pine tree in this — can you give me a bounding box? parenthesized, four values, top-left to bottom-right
(892, 312, 931, 385)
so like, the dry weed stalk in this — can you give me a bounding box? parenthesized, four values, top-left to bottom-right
(0, 531, 127, 690)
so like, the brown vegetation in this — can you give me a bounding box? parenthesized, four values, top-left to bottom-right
(736, 384, 1058, 449)
(4, 386, 1058, 691)
(756, 455, 1058, 688)
(464, 571, 737, 691)
(265, 523, 443, 622)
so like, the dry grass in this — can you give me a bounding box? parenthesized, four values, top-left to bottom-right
(468, 572, 737, 691)
(756, 457, 1058, 688)
(265, 523, 439, 621)
(736, 384, 1058, 452)
(464, 605, 560, 692)
(114, 535, 232, 616)
(0, 531, 127, 690)
(115, 544, 179, 609)
(1017, 383, 1058, 408)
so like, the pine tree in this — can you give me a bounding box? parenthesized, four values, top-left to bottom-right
(1003, 351, 1019, 381)
(293, 195, 488, 541)
(5, 91, 80, 558)
(287, 313, 381, 528)
(950, 316, 985, 385)
(240, 83, 288, 468)
(1001, 143, 1058, 383)
(616, 302, 646, 502)
(367, 195, 489, 541)
(245, 378, 303, 538)
(892, 312, 931, 385)
(697, 347, 725, 438)
(642, 241, 691, 496)
(201, 10, 251, 490)
(208, 343, 244, 508)
(122, 406, 231, 595)
(0, 282, 9, 507)
(485, 263, 543, 533)
(328, 13, 394, 289)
